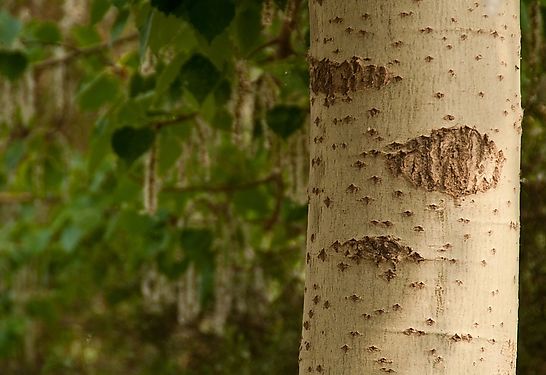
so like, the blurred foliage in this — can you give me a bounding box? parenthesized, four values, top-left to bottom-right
(0, 0, 543, 374)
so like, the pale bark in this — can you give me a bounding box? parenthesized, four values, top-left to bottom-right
(300, 1, 521, 374)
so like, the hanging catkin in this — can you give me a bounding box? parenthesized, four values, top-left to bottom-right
(232, 60, 254, 148)
(177, 265, 200, 325)
(261, 0, 273, 27)
(143, 141, 159, 215)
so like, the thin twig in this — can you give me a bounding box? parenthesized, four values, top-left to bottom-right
(246, 38, 280, 59)
(153, 113, 198, 130)
(264, 173, 284, 230)
(33, 33, 138, 71)
(165, 174, 281, 194)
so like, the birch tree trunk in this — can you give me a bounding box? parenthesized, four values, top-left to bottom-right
(300, 1, 521, 374)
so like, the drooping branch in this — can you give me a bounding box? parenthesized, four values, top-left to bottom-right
(166, 173, 282, 194)
(33, 33, 138, 71)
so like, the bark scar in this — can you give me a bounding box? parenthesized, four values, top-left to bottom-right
(330, 236, 423, 280)
(309, 56, 394, 105)
(385, 126, 505, 197)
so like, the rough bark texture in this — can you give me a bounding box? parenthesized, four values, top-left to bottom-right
(300, 1, 521, 374)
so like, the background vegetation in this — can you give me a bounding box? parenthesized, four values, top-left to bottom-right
(0, 0, 544, 374)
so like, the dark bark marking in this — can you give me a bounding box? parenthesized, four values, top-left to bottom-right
(403, 328, 426, 336)
(451, 333, 473, 342)
(309, 57, 394, 105)
(385, 126, 505, 197)
(329, 236, 423, 280)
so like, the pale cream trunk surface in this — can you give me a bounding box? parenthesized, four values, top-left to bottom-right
(300, 0, 521, 374)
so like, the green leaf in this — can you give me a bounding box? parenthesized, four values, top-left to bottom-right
(29, 21, 61, 44)
(138, 8, 153, 63)
(158, 129, 182, 174)
(234, 3, 263, 55)
(274, 0, 288, 9)
(77, 73, 121, 111)
(233, 186, 271, 219)
(150, 0, 188, 17)
(212, 108, 232, 131)
(180, 228, 214, 269)
(60, 225, 83, 252)
(111, 8, 130, 41)
(214, 79, 231, 105)
(4, 139, 25, 170)
(0, 50, 28, 80)
(129, 72, 156, 97)
(180, 54, 221, 103)
(111, 126, 155, 164)
(0, 11, 22, 47)
(90, 0, 111, 25)
(186, 0, 235, 42)
(155, 52, 186, 94)
(71, 25, 102, 47)
(111, 0, 127, 8)
(266, 105, 306, 139)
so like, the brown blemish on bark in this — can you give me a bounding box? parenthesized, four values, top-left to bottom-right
(317, 248, 327, 261)
(451, 333, 473, 342)
(346, 184, 359, 193)
(353, 160, 367, 169)
(347, 294, 362, 302)
(324, 197, 332, 207)
(337, 262, 349, 271)
(379, 368, 396, 373)
(309, 57, 394, 101)
(383, 269, 397, 281)
(385, 126, 505, 197)
(329, 236, 423, 280)
(377, 357, 393, 364)
(403, 328, 426, 336)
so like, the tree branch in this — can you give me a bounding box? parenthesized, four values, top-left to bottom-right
(165, 174, 282, 194)
(33, 33, 139, 71)
(152, 113, 198, 130)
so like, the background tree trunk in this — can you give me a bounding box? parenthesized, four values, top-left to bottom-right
(300, 1, 521, 373)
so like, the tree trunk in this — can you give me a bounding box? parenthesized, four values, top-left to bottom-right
(300, 1, 521, 374)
